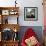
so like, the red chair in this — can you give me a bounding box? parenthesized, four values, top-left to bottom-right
(21, 28, 41, 46)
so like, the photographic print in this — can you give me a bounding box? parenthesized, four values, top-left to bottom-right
(2, 10, 9, 15)
(24, 7, 38, 21)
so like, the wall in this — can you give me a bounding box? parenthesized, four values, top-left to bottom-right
(18, 26, 43, 44)
(18, 0, 44, 26)
(0, 0, 44, 26)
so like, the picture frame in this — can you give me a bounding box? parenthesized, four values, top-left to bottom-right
(2, 10, 9, 15)
(24, 7, 38, 21)
(9, 10, 18, 15)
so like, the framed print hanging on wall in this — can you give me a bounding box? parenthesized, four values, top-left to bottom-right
(24, 7, 38, 21)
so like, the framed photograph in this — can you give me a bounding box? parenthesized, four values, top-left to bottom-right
(9, 10, 15, 15)
(9, 10, 18, 15)
(24, 7, 38, 21)
(2, 10, 9, 15)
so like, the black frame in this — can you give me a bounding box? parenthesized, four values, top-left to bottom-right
(24, 7, 38, 21)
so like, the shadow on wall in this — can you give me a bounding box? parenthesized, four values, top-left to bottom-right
(18, 26, 43, 44)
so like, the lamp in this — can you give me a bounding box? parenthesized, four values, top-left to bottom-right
(15, 0, 17, 7)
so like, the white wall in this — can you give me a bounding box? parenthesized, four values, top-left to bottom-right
(18, 0, 44, 26)
(0, 0, 44, 26)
